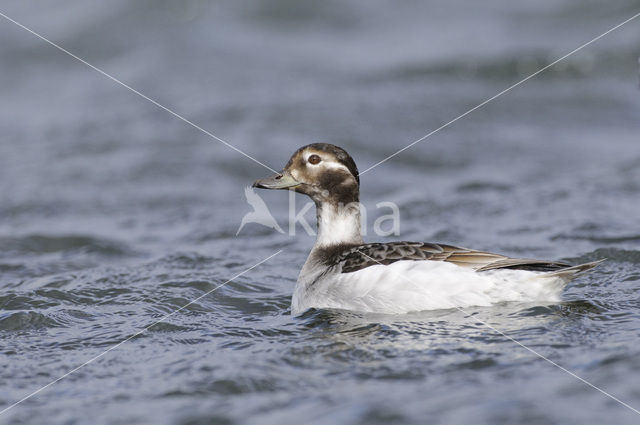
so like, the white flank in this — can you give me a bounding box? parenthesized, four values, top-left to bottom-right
(293, 260, 568, 315)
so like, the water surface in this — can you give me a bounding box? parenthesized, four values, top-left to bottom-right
(1, 1, 640, 424)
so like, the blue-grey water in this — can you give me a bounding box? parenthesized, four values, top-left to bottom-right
(1, 1, 640, 424)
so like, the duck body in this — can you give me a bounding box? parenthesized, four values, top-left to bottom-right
(293, 241, 600, 315)
(253, 143, 603, 315)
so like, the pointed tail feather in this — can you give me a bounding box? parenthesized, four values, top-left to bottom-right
(540, 259, 606, 280)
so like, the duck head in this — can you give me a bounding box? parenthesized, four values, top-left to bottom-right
(253, 143, 360, 206)
(253, 143, 363, 247)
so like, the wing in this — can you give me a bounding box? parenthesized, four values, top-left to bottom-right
(325, 242, 571, 274)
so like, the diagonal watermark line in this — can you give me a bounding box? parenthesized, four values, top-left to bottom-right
(357, 250, 640, 416)
(0, 250, 282, 418)
(358, 11, 640, 176)
(0, 10, 278, 174)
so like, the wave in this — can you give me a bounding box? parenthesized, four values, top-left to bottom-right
(0, 234, 137, 257)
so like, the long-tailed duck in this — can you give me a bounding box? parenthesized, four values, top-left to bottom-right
(253, 143, 603, 315)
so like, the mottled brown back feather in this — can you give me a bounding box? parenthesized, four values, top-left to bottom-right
(318, 242, 573, 274)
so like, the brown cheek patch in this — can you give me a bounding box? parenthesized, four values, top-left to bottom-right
(318, 171, 359, 204)
(318, 170, 350, 189)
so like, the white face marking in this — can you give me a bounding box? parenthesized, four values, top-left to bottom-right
(303, 151, 350, 173)
(322, 162, 351, 172)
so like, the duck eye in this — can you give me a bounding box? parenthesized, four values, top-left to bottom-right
(308, 154, 321, 165)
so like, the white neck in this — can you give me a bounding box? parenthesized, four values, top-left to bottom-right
(296, 201, 363, 297)
(314, 202, 363, 248)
